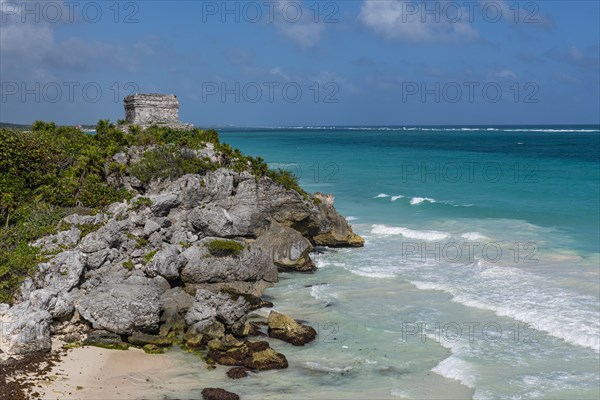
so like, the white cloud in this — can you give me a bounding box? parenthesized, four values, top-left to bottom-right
(269, 66, 291, 81)
(358, 0, 478, 44)
(494, 69, 518, 80)
(272, 0, 326, 48)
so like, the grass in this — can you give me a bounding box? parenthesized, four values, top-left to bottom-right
(143, 250, 158, 264)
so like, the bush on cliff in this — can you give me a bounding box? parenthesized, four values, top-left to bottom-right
(206, 240, 245, 258)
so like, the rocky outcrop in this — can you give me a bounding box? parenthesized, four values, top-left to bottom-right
(267, 310, 317, 346)
(1, 160, 362, 356)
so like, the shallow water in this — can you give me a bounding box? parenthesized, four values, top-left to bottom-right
(167, 127, 599, 399)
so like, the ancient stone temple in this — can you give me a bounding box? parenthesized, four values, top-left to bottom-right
(123, 93, 192, 130)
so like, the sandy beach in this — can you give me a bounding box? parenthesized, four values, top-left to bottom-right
(18, 342, 180, 400)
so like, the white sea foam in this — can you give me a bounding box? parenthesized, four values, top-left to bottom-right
(409, 271, 600, 352)
(349, 269, 396, 279)
(391, 195, 405, 202)
(304, 361, 353, 374)
(371, 224, 450, 240)
(374, 193, 390, 198)
(461, 232, 488, 241)
(310, 284, 339, 301)
(431, 355, 476, 388)
(346, 216, 358, 221)
(410, 197, 436, 205)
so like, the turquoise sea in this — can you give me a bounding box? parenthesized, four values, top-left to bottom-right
(167, 126, 600, 399)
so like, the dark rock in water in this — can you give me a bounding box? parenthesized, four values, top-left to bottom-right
(201, 388, 240, 400)
(208, 340, 288, 371)
(267, 310, 317, 346)
(226, 367, 249, 379)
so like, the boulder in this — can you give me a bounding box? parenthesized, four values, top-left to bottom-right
(226, 367, 249, 379)
(34, 250, 85, 293)
(311, 196, 364, 247)
(181, 241, 277, 285)
(207, 340, 288, 371)
(149, 193, 180, 216)
(0, 301, 52, 354)
(145, 245, 187, 280)
(185, 289, 250, 334)
(29, 289, 74, 320)
(76, 284, 161, 335)
(267, 310, 317, 346)
(255, 222, 316, 272)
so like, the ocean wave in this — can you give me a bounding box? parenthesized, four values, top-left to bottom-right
(373, 193, 390, 198)
(348, 268, 396, 279)
(346, 216, 358, 221)
(409, 275, 600, 352)
(461, 232, 488, 241)
(371, 224, 450, 241)
(431, 354, 476, 388)
(409, 197, 436, 205)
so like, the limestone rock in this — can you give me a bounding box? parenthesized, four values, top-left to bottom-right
(255, 222, 316, 272)
(76, 284, 161, 335)
(34, 250, 85, 293)
(185, 289, 250, 334)
(268, 310, 317, 346)
(0, 302, 52, 354)
(29, 289, 74, 320)
(181, 241, 277, 285)
(145, 245, 187, 280)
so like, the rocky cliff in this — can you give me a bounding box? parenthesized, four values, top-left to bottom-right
(0, 142, 363, 359)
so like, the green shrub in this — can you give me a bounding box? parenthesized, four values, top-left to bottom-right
(128, 145, 218, 184)
(123, 260, 134, 270)
(206, 240, 245, 258)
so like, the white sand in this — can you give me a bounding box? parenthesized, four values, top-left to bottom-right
(33, 344, 179, 400)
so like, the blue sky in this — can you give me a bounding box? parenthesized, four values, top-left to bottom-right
(1, 0, 599, 126)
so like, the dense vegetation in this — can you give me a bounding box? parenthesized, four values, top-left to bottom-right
(0, 121, 309, 303)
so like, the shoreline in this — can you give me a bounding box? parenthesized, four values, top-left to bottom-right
(3, 339, 194, 400)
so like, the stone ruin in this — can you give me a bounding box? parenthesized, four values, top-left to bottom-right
(122, 93, 192, 130)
